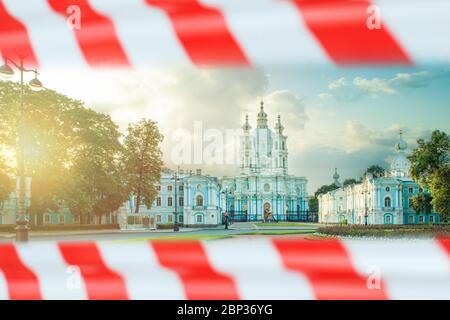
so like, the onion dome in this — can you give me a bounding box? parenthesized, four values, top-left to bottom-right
(333, 168, 341, 186)
(275, 115, 284, 134)
(391, 130, 411, 178)
(257, 100, 268, 128)
(242, 114, 251, 132)
(395, 129, 408, 152)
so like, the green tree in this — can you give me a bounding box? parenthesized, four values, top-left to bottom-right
(63, 108, 127, 223)
(0, 80, 128, 224)
(411, 192, 433, 214)
(364, 165, 385, 178)
(343, 178, 360, 187)
(314, 183, 339, 198)
(408, 130, 450, 222)
(308, 196, 318, 212)
(0, 156, 13, 202)
(122, 119, 164, 213)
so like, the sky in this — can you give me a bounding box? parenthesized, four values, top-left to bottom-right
(37, 64, 450, 193)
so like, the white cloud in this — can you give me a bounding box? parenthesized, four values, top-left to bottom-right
(328, 77, 347, 90)
(321, 70, 436, 101)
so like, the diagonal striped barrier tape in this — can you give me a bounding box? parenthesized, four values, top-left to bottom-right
(0, 238, 449, 300)
(1, 0, 450, 69)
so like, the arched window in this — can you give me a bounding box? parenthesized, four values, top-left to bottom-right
(282, 158, 286, 168)
(384, 197, 391, 207)
(196, 195, 203, 207)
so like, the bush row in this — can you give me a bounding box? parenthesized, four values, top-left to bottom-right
(317, 224, 450, 238)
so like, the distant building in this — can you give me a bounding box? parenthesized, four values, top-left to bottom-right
(123, 168, 221, 228)
(318, 131, 440, 225)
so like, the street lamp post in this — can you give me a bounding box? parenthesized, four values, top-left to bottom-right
(173, 168, 180, 232)
(361, 188, 371, 226)
(0, 56, 43, 242)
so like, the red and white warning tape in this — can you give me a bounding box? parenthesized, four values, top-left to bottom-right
(1, 0, 449, 69)
(0, 238, 449, 300)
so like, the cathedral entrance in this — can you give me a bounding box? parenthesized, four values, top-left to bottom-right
(263, 202, 271, 221)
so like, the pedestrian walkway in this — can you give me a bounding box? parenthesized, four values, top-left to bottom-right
(229, 222, 257, 230)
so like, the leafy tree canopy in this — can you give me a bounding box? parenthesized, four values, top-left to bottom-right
(314, 183, 340, 198)
(408, 130, 450, 221)
(343, 178, 360, 187)
(121, 119, 164, 213)
(0, 80, 163, 223)
(364, 165, 386, 178)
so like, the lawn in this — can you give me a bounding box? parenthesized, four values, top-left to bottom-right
(115, 229, 316, 243)
(115, 234, 234, 243)
(238, 229, 317, 236)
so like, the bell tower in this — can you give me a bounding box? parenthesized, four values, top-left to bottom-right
(272, 115, 288, 174)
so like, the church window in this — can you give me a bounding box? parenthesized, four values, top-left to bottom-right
(196, 195, 204, 207)
(179, 197, 184, 206)
(408, 187, 413, 193)
(196, 215, 203, 223)
(156, 197, 161, 206)
(385, 187, 390, 192)
(167, 185, 172, 192)
(419, 215, 425, 223)
(384, 197, 391, 207)
(168, 197, 173, 207)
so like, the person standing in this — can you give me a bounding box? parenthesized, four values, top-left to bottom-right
(224, 212, 229, 230)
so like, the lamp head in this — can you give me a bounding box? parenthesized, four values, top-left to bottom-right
(0, 64, 14, 78)
(29, 76, 43, 91)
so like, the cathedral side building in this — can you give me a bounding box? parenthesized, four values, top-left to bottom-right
(318, 131, 440, 225)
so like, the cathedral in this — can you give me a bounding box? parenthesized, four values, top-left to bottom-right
(220, 101, 309, 221)
(318, 131, 440, 225)
(120, 100, 309, 228)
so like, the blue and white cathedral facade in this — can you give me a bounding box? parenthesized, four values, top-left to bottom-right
(220, 101, 308, 221)
(318, 131, 440, 225)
